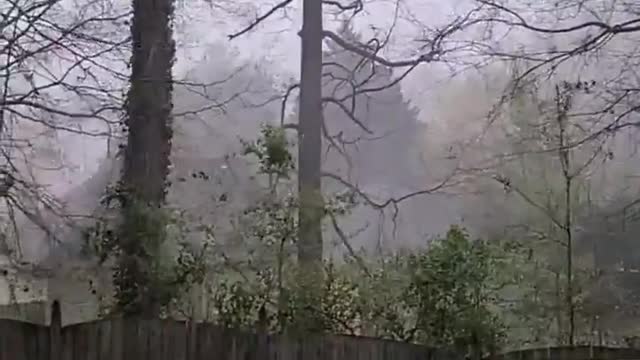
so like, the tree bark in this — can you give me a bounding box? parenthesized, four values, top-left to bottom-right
(297, 0, 324, 275)
(118, 0, 175, 316)
(122, 0, 174, 202)
(296, 0, 324, 329)
(556, 84, 574, 346)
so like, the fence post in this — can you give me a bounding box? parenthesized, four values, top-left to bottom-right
(49, 301, 61, 360)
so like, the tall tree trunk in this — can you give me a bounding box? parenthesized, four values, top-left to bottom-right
(123, 0, 174, 200)
(117, 0, 175, 316)
(296, 0, 324, 330)
(558, 95, 575, 346)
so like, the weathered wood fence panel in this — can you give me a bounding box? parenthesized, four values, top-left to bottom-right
(0, 319, 49, 360)
(53, 318, 453, 360)
(0, 311, 454, 360)
(487, 346, 640, 360)
(2, 302, 640, 360)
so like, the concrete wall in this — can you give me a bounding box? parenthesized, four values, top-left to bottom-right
(46, 264, 113, 326)
(0, 262, 112, 326)
(0, 268, 48, 304)
(0, 263, 49, 324)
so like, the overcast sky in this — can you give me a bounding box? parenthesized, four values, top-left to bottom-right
(174, 0, 465, 90)
(51, 0, 592, 193)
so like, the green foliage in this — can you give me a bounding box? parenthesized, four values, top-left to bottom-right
(194, 261, 361, 334)
(81, 121, 517, 354)
(242, 194, 298, 248)
(283, 261, 362, 334)
(351, 254, 418, 341)
(84, 183, 207, 316)
(242, 124, 294, 179)
(211, 279, 266, 328)
(197, 218, 508, 352)
(239, 129, 510, 342)
(407, 226, 505, 354)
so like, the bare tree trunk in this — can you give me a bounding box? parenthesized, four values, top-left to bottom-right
(554, 271, 564, 344)
(118, 0, 175, 316)
(557, 86, 575, 346)
(296, 0, 324, 330)
(564, 174, 575, 345)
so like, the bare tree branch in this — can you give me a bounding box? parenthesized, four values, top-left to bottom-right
(476, 0, 640, 35)
(228, 0, 293, 40)
(0, 0, 131, 260)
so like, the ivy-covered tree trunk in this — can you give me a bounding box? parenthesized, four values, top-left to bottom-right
(296, 0, 324, 331)
(118, 0, 175, 316)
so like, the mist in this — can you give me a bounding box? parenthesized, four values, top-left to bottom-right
(1, 0, 640, 346)
(5, 0, 639, 262)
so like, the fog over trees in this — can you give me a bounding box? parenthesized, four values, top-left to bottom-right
(1, 0, 640, 352)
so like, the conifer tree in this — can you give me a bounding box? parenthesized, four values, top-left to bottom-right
(322, 21, 423, 190)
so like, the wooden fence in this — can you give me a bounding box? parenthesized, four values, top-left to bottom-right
(1, 301, 640, 360)
(0, 301, 459, 360)
(487, 347, 640, 360)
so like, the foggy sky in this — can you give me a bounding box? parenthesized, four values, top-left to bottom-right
(41, 0, 468, 189)
(10, 0, 640, 262)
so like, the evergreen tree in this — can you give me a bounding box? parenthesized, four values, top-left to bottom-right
(322, 21, 423, 190)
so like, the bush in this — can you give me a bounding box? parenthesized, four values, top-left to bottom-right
(406, 226, 505, 355)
